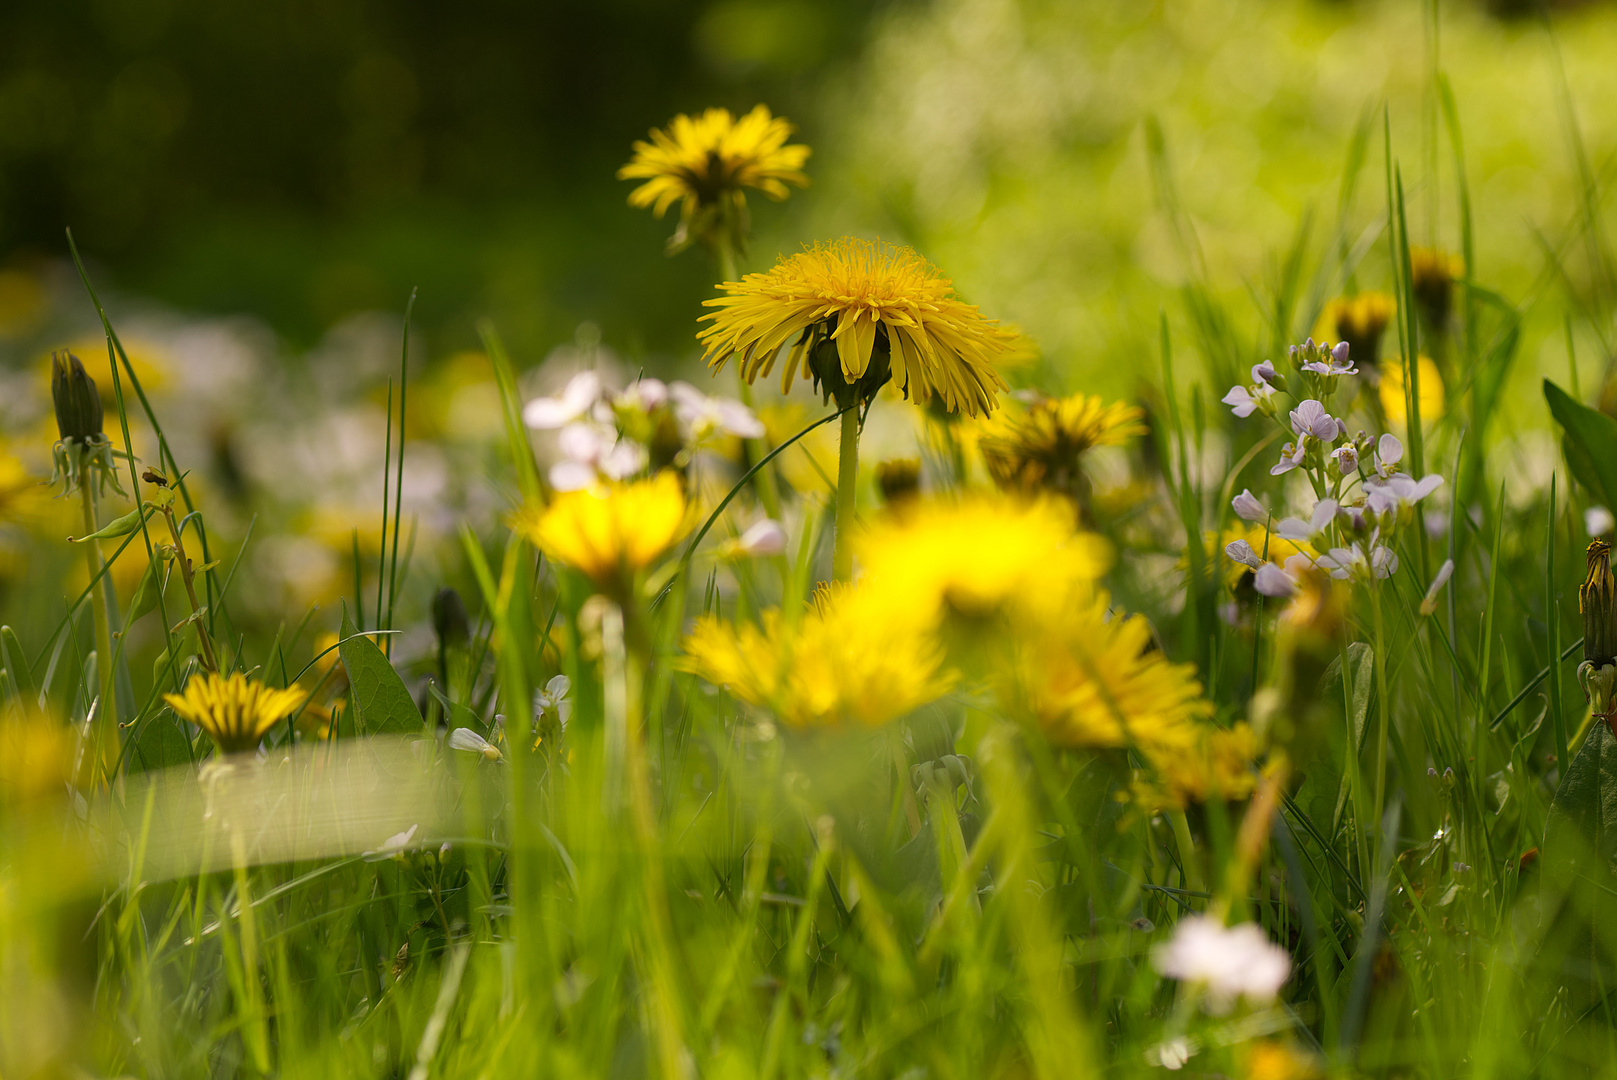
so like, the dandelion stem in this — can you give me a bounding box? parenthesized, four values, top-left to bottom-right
(79, 475, 117, 753)
(833, 408, 860, 581)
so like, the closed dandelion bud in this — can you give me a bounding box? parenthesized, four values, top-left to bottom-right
(1581, 540, 1617, 666)
(1409, 247, 1462, 329)
(50, 350, 103, 444)
(431, 587, 471, 651)
(876, 458, 921, 506)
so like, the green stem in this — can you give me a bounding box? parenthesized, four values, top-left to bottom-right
(79, 478, 117, 745)
(833, 408, 860, 581)
(1370, 583, 1391, 864)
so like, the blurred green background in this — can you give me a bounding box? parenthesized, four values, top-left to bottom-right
(2, 0, 1616, 425)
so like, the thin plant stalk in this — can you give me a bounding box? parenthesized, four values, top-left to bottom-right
(833, 408, 860, 581)
(78, 471, 117, 746)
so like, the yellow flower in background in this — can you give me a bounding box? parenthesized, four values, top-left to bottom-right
(857, 494, 1111, 631)
(523, 471, 691, 586)
(699, 238, 1015, 416)
(1409, 246, 1464, 326)
(1241, 1040, 1323, 1080)
(164, 671, 307, 755)
(0, 709, 75, 804)
(1314, 292, 1395, 369)
(1379, 355, 1444, 428)
(680, 583, 953, 729)
(619, 105, 809, 219)
(1135, 723, 1260, 808)
(1019, 591, 1213, 753)
(977, 393, 1146, 496)
(1200, 525, 1307, 588)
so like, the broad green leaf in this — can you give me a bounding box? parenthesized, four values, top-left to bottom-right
(339, 606, 423, 735)
(1545, 379, 1617, 509)
(1543, 720, 1617, 886)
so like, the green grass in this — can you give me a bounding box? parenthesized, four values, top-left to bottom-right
(9, 5, 1617, 1078)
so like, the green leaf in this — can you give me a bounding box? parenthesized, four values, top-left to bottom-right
(0, 626, 31, 698)
(339, 605, 423, 735)
(126, 560, 165, 625)
(1544, 720, 1617, 886)
(1545, 379, 1617, 509)
(70, 503, 155, 543)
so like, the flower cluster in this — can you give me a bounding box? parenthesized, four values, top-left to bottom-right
(523, 370, 764, 492)
(1220, 337, 1446, 599)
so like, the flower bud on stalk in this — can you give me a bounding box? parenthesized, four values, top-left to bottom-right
(51, 351, 104, 443)
(1582, 540, 1617, 667)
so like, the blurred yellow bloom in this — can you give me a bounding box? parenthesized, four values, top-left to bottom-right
(977, 393, 1146, 495)
(523, 472, 691, 586)
(1315, 292, 1394, 368)
(1242, 1040, 1323, 1080)
(1019, 591, 1211, 750)
(1200, 525, 1307, 588)
(1379, 355, 1444, 427)
(1409, 246, 1464, 326)
(164, 671, 306, 755)
(619, 104, 809, 221)
(857, 494, 1111, 631)
(699, 238, 1014, 416)
(0, 710, 75, 804)
(680, 583, 953, 729)
(1136, 724, 1261, 808)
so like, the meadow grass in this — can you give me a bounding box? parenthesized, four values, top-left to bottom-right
(7, 31, 1617, 1080)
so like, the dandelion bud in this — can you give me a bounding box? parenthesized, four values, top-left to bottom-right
(50, 350, 103, 444)
(431, 587, 471, 650)
(876, 458, 921, 505)
(1581, 540, 1617, 665)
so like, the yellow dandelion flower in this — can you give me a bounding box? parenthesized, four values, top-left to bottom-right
(698, 238, 1015, 416)
(1409, 246, 1464, 326)
(618, 104, 809, 251)
(0, 709, 76, 804)
(519, 472, 691, 587)
(977, 393, 1146, 497)
(164, 671, 307, 755)
(856, 494, 1112, 632)
(1242, 1040, 1323, 1080)
(1135, 723, 1261, 808)
(1314, 292, 1394, 369)
(1019, 591, 1213, 754)
(680, 583, 952, 730)
(1379, 355, 1444, 428)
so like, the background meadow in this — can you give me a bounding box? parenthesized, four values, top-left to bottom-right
(6, 0, 1617, 1077)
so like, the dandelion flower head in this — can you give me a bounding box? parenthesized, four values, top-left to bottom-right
(1379, 355, 1444, 427)
(680, 583, 953, 730)
(1015, 590, 1214, 759)
(856, 494, 1112, 632)
(698, 238, 1015, 416)
(618, 105, 809, 221)
(519, 471, 691, 588)
(977, 393, 1146, 495)
(164, 671, 307, 755)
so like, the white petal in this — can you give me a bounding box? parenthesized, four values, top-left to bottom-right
(738, 519, 788, 556)
(1377, 432, 1404, 467)
(1224, 539, 1261, 568)
(548, 461, 597, 492)
(449, 728, 491, 753)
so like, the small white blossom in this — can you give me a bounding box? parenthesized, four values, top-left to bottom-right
(1232, 489, 1267, 522)
(1253, 562, 1298, 598)
(1374, 433, 1403, 477)
(1331, 443, 1359, 475)
(1222, 383, 1271, 419)
(449, 727, 503, 762)
(1420, 558, 1455, 616)
(534, 674, 573, 729)
(736, 519, 788, 557)
(670, 382, 766, 441)
(1224, 539, 1262, 569)
(523, 371, 603, 430)
(1289, 399, 1343, 441)
(1588, 506, 1615, 538)
(1153, 916, 1290, 1013)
